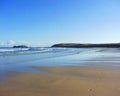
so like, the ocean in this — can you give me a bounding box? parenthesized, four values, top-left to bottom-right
(0, 47, 120, 78)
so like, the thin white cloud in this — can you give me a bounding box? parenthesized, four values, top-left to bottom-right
(0, 42, 5, 46)
(13, 41, 42, 47)
(7, 40, 16, 46)
(0, 40, 46, 47)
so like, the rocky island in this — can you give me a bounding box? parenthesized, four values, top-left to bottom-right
(13, 45, 28, 48)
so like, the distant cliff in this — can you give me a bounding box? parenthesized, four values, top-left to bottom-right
(52, 43, 120, 48)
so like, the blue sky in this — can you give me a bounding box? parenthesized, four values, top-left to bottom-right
(0, 0, 120, 46)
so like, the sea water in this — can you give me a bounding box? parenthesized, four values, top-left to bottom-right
(0, 47, 120, 77)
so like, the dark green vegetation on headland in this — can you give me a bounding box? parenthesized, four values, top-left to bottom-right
(52, 43, 120, 48)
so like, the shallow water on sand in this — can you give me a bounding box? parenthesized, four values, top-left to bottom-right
(0, 47, 120, 78)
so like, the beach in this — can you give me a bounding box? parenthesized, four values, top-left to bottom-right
(0, 48, 120, 96)
(1, 0, 120, 95)
(0, 66, 120, 96)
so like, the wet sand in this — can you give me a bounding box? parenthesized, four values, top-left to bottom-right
(0, 66, 120, 96)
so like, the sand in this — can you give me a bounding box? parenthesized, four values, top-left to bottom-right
(0, 66, 120, 96)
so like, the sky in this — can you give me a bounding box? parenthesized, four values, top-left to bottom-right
(0, 0, 120, 47)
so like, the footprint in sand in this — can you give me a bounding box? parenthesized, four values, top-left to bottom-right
(88, 88, 95, 96)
